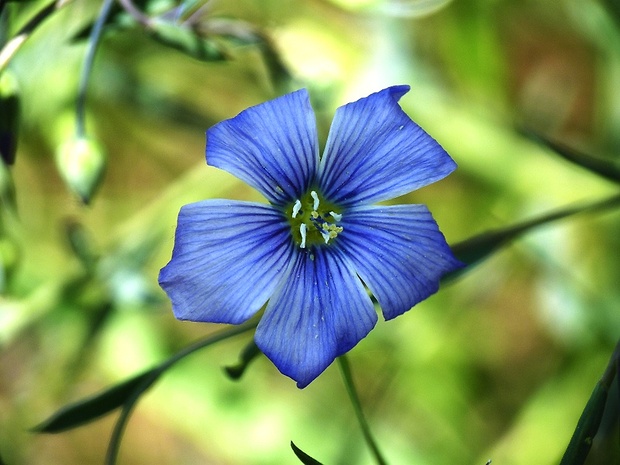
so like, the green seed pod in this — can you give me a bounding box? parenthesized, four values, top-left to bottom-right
(0, 71, 20, 165)
(55, 136, 106, 204)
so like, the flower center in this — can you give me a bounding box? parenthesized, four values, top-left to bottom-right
(288, 190, 343, 249)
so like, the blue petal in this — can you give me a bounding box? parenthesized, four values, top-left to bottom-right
(337, 204, 463, 320)
(206, 90, 319, 206)
(159, 200, 295, 324)
(318, 86, 456, 207)
(255, 247, 377, 388)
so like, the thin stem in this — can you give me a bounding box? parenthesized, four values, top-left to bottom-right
(104, 320, 258, 465)
(338, 355, 388, 465)
(116, 0, 152, 27)
(0, 0, 71, 73)
(75, 0, 115, 137)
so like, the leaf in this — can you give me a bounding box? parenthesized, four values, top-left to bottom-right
(224, 339, 262, 380)
(291, 441, 324, 465)
(374, 0, 453, 18)
(33, 369, 159, 433)
(524, 130, 620, 184)
(559, 340, 620, 465)
(559, 383, 609, 465)
(444, 193, 620, 282)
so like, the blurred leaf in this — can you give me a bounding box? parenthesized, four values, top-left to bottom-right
(601, 0, 620, 30)
(224, 339, 262, 380)
(559, 340, 620, 465)
(0, 234, 20, 293)
(33, 369, 159, 433)
(445, 193, 620, 281)
(524, 130, 620, 184)
(374, 0, 453, 17)
(291, 441, 324, 465)
(65, 218, 99, 272)
(0, 71, 20, 165)
(149, 20, 226, 61)
(0, 156, 16, 211)
(256, 35, 293, 92)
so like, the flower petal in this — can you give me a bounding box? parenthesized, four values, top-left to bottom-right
(159, 200, 294, 324)
(318, 86, 456, 206)
(255, 247, 377, 388)
(337, 204, 463, 320)
(206, 90, 319, 206)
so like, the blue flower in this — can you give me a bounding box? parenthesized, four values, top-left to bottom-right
(159, 86, 462, 388)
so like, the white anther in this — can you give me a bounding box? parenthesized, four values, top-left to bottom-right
(299, 223, 307, 248)
(320, 230, 331, 244)
(329, 211, 342, 222)
(292, 199, 302, 218)
(310, 190, 320, 211)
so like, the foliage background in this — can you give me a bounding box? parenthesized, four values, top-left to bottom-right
(1, 0, 619, 464)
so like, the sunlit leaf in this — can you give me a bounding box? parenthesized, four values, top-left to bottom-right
(445, 194, 620, 281)
(374, 0, 453, 17)
(291, 441, 324, 465)
(524, 130, 620, 184)
(33, 369, 159, 433)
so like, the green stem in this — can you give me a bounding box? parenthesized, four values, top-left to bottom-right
(104, 320, 258, 465)
(75, 0, 114, 137)
(338, 355, 388, 465)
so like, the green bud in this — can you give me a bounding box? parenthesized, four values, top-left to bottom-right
(0, 71, 21, 165)
(55, 137, 106, 204)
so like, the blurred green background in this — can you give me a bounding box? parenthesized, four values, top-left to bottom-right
(1, 0, 620, 464)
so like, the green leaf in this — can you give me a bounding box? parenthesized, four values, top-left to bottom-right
(559, 383, 609, 465)
(559, 340, 620, 465)
(291, 441, 324, 465)
(524, 130, 620, 184)
(445, 193, 620, 281)
(224, 339, 262, 380)
(33, 369, 159, 433)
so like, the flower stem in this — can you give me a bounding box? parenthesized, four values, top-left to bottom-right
(338, 355, 389, 465)
(104, 320, 258, 465)
(75, 0, 115, 138)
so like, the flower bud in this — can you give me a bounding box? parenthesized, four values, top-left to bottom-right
(55, 136, 106, 204)
(0, 71, 20, 165)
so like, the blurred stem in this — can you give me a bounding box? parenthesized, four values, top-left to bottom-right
(75, 0, 114, 137)
(0, 0, 71, 73)
(116, 0, 152, 27)
(338, 355, 388, 465)
(104, 319, 258, 465)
